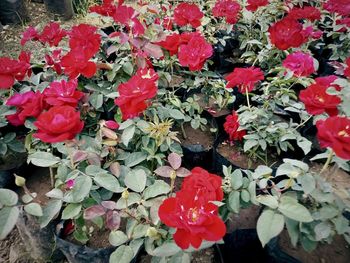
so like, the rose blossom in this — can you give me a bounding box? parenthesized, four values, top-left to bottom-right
(114, 68, 158, 120)
(316, 116, 350, 160)
(246, 0, 269, 12)
(225, 67, 264, 93)
(6, 91, 46, 126)
(181, 167, 224, 202)
(157, 33, 181, 56)
(69, 24, 101, 57)
(224, 111, 246, 141)
(39, 22, 67, 47)
(60, 49, 97, 79)
(33, 105, 84, 143)
(344, 57, 350, 78)
(173, 3, 203, 28)
(299, 81, 341, 116)
(286, 6, 321, 21)
(324, 0, 350, 16)
(44, 79, 84, 107)
(268, 17, 307, 50)
(177, 33, 213, 71)
(213, 0, 241, 24)
(282, 51, 316, 77)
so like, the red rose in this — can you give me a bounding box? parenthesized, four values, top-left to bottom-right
(324, 0, 350, 16)
(336, 17, 350, 32)
(89, 0, 118, 17)
(225, 67, 264, 93)
(173, 3, 203, 28)
(268, 17, 307, 50)
(45, 49, 63, 75)
(282, 51, 316, 77)
(181, 167, 224, 202)
(213, 0, 241, 24)
(316, 116, 350, 160)
(0, 53, 31, 89)
(113, 5, 145, 36)
(6, 91, 46, 126)
(224, 111, 246, 141)
(157, 33, 181, 56)
(44, 79, 84, 107)
(158, 190, 226, 249)
(299, 82, 341, 116)
(114, 68, 158, 120)
(60, 49, 97, 79)
(39, 22, 67, 47)
(21, 26, 40, 46)
(69, 24, 101, 58)
(315, 75, 339, 87)
(178, 33, 213, 71)
(344, 57, 350, 78)
(33, 106, 84, 143)
(246, 0, 269, 12)
(286, 6, 321, 21)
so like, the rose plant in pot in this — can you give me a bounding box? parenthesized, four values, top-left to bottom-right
(0, 0, 350, 262)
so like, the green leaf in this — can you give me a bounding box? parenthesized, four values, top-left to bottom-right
(45, 189, 63, 199)
(228, 191, 240, 213)
(0, 189, 18, 206)
(257, 209, 285, 247)
(153, 242, 181, 257)
(28, 152, 60, 167)
(94, 173, 123, 193)
(143, 180, 171, 200)
(125, 169, 147, 193)
(24, 203, 43, 217)
(123, 62, 134, 75)
(109, 245, 134, 263)
(62, 203, 82, 219)
(230, 170, 243, 190)
(109, 230, 128, 247)
(241, 189, 250, 203)
(285, 218, 299, 247)
(256, 195, 278, 209)
(132, 224, 149, 239)
(253, 166, 272, 179)
(121, 125, 135, 147)
(278, 196, 313, 222)
(89, 93, 103, 110)
(124, 152, 147, 167)
(296, 137, 312, 155)
(116, 193, 142, 209)
(0, 206, 19, 240)
(63, 175, 92, 203)
(244, 140, 258, 152)
(314, 222, 332, 241)
(85, 165, 108, 177)
(298, 174, 315, 195)
(39, 200, 62, 228)
(169, 109, 185, 120)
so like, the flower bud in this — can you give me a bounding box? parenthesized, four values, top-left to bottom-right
(146, 227, 159, 239)
(122, 189, 129, 199)
(15, 175, 26, 187)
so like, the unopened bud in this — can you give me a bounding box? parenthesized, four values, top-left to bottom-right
(122, 189, 129, 199)
(146, 227, 159, 239)
(15, 175, 26, 187)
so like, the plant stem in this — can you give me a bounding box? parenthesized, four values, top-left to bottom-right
(321, 149, 334, 174)
(180, 122, 187, 139)
(49, 167, 54, 187)
(245, 87, 251, 110)
(294, 115, 313, 130)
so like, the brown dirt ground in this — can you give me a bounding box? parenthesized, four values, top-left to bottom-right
(177, 122, 216, 150)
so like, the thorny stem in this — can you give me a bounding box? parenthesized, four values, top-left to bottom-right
(294, 115, 313, 130)
(321, 149, 334, 174)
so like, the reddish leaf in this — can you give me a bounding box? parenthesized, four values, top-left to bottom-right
(101, 127, 118, 140)
(143, 43, 163, 58)
(154, 166, 174, 178)
(101, 201, 117, 210)
(72, 150, 88, 163)
(168, 153, 181, 170)
(84, 205, 106, 220)
(87, 153, 101, 166)
(110, 162, 121, 177)
(176, 167, 191, 177)
(106, 210, 121, 230)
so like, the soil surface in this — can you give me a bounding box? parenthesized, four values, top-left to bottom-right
(216, 142, 278, 170)
(177, 122, 216, 150)
(195, 93, 231, 118)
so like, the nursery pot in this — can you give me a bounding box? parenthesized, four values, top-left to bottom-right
(44, 0, 74, 20)
(0, 0, 30, 25)
(218, 229, 301, 263)
(178, 114, 218, 171)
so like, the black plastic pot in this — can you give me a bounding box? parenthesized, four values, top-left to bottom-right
(0, 0, 30, 25)
(43, 0, 74, 20)
(179, 114, 218, 172)
(218, 229, 301, 263)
